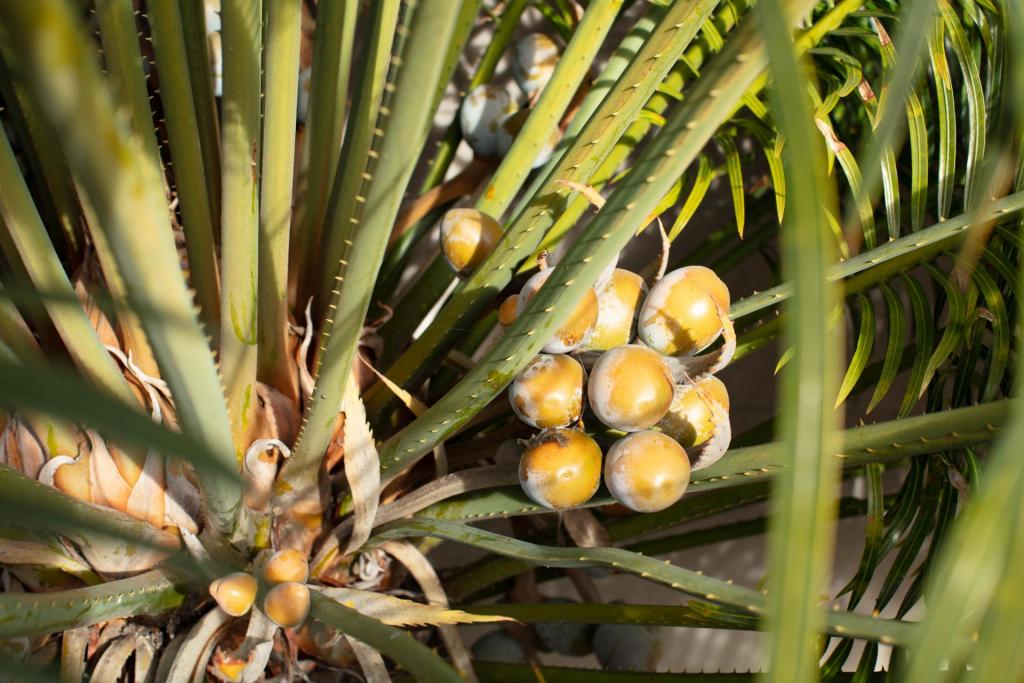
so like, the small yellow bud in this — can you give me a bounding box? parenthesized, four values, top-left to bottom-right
(264, 582, 311, 629)
(263, 548, 309, 585)
(209, 572, 257, 617)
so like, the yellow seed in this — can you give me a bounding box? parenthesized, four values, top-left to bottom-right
(639, 266, 730, 356)
(659, 376, 730, 447)
(498, 294, 519, 327)
(509, 354, 584, 429)
(583, 269, 647, 351)
(264, 582, 311, 629)
(209, 572, 257, 617)
(589, 345, 674, 432)
(263, 548, 309, 585)
(518, 269, 598, 353)
(440, 208, 503, 276)
(519, 429, 602, 510)
(605, 431, 690, 512)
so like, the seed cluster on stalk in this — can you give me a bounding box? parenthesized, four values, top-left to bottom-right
(502, 262, 735, 514)
(438, 193, 735, 515)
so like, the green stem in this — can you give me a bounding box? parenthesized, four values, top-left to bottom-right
(219, 0, 263, 450)
(148, 1, 221, 334)
(292, 0, 356, 305)
(373, 518, 916, 646)
(309, 0, 399, 319)
(178, 0, 222, 231)
(730, 190, 1024, 321)
(257, 0, 302, 400)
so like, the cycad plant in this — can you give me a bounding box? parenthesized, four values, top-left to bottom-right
(0, 0, 1022, 680)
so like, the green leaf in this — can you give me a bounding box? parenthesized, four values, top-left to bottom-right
(0, 570, 184, 638)
(93, 0, 166, 190)
(971, 265, 1010, 402)
(310, 592, 463, 683)
(939, 0, 988, 209)
(716, 133, 746, 237)
(0, 38, 82, 260)
(668, 154, 715, 241)
(755, 0, 843, 679)
(967, 497, 1024, 681)
(294, 0, 358, 296)
(836, 294, 876, 407)
(928, 16, 956, 221)
(902, 7, 1024, 662)
(310, 0, 399, 315)
(0, 127, 134, 405)
(373, 519, 915, 646)
(902, 402, 1024, 681)
(870, 16, 930, 234)
(866, 281, 906, 413)
(897, 274, 933, 417)
(147, 2, 220, 332)
(896, 479, 957, 619)
(176, 0, 222, 226)
(842, 0, 937, 238)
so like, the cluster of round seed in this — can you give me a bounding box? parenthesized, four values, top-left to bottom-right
(502, 263, 733, 514)
(208, 549, 312, 629)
